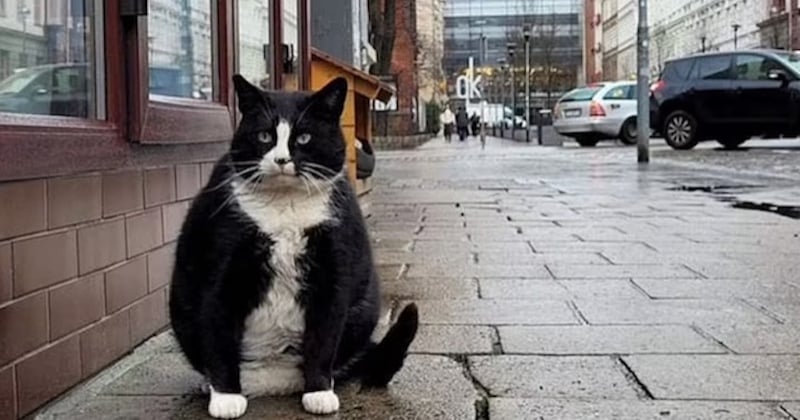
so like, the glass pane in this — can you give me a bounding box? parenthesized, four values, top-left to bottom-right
(0, 0, 99, 118)
(281, 0, 300, 90)
(697, 56, 731, 80)
(237, 0, 271, 89)
(148, 0, 213, 100)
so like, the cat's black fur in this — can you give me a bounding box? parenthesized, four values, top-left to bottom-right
(169, 76, 418, 411)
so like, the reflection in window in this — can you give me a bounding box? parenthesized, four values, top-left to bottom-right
(0, 0, 98, 118)
(238, 0, 271, 89)
(281, 0, 300, 90)
(148, 0, 213, 100)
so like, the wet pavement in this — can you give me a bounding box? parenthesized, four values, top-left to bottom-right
(39, 136, 800, 419)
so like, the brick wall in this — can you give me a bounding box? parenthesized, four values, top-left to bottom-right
(389, 0, 420, 136)
(0, 162, 215, 419)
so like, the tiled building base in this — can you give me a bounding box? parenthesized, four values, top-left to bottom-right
(0, 161, 217, 419)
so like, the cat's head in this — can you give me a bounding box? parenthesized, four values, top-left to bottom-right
(229, 75, 348, 192)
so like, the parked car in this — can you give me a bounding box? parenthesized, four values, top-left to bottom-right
(650, 49, 800, 150)
(0, 63, 89, 118)
(502, 115, 528, 129)
(553, 81, 638, 147)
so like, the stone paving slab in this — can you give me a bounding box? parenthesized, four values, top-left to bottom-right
(782, 402, 800, 418)
(44, 396, 194, 420)
(477, 251, 609, 265)
(413, 299, 579, 325)
(574, 299, 776, 325)
(406, 263, 551, 279)
(478, 279, 572, 299)
(559, 279, 648, 299)
(529, 241, 657, 254)
(498, 325, 724, 355)
(623, 355, 800, 400)
(698, 324, 800, 354)
(633, 278, 798, 299)
(489, 399, 790, 420)
(102, 353, 203, 396)
(382, 277, 479, 300)
(548, 264, 700, 279)
(469, 356, 640, 399)
(410, 325, 495, 354)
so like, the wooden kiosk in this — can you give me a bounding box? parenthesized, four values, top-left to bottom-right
(310, 48, 394, 209)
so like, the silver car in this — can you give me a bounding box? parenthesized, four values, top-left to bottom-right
(553, 81, 638, 147)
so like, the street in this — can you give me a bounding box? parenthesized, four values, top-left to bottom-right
(40, 135, 800, 419)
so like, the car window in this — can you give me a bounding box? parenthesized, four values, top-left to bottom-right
(627, 85, 637, 99)
(52, 67, 87, 94)
(560, 86, 603, 102)
(603, 86, 631, 100)
(695, 55, 732, 80)
(662, 59, 694, 81)
(734, 54, 786, 81)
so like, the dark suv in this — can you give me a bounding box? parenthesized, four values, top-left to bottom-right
(650, 50, 800, 150)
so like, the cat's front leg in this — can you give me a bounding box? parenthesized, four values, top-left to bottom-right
(204, 316, 248, 419)
(301, 288, 348, 414)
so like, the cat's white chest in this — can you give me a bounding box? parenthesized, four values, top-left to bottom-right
(234, 189, 333, 395)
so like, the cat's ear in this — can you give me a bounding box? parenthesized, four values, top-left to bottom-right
(233, 75, 266, 114)
(308, 77, 348, 120)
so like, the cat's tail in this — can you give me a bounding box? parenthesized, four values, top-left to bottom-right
(358, 303, 419, 387)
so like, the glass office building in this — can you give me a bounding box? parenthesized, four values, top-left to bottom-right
(444, 0, 582, 108)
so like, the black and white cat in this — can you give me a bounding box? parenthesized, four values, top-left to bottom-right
(169, 76, 418, 419)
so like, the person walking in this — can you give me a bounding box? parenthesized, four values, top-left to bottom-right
(456, 107, 470, 142)
(470, 113, 480, 137)
(440, 106, 455, 143)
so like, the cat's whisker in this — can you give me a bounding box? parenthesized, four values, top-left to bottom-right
(209, 170, 264, 218)
(303, 162, 338, 176)
(299, 174, 313, 197)
(205, 166, 260, 192)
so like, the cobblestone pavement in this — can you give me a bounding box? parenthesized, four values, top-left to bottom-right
(40, 136, 800, 419)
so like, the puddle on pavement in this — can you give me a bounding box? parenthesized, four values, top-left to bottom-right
(669, 183, 800, 220)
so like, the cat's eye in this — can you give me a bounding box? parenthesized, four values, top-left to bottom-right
(296, 134, 311, 145)
(258, 132, 272, 143)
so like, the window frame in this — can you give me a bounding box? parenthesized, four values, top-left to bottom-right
(129, 0, 235, 144)
(0, 0, 311, 181)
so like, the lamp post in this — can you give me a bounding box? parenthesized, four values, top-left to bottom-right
(732, 24, 741, 49)
(498, 57, 507, 138)
(507, 42, 516, 139)
(523, 24, 532, 143)
(700, 36, 707, 52)
(636, 0, 650, 163)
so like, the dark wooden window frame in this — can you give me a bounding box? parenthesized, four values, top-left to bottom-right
(0, 0, 311, 181)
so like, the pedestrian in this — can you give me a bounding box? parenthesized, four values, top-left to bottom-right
(470, 113, 480, 137)
(456, 107, 469, 141)
(440, 105, 455, 143)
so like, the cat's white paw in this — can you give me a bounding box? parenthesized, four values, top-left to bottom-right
(301, 390, 340, 415)
(208, 386, 248, 419)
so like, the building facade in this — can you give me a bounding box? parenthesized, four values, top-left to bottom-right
(597, 0, 769, 80)
(758, 0, 799, 50)
(0, 1, 374, 418)
(415, 0, 445, 103)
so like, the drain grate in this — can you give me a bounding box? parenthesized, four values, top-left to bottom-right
(731, 201, 800, 220)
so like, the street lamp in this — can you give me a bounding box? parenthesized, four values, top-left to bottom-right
(732, 24, 741, 49)
(507, 42, 516, 139)
(498, 57, 507, 138)
(700, 36, 707, 53)
(523, 24, 532, 143)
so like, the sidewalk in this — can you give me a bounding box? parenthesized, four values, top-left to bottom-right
(39, 136, 800, 419)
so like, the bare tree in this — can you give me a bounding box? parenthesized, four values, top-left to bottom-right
(369, 0, 396, 75)
(534, 11, 558, 107)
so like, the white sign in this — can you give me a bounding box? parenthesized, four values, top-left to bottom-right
(455, 57, 482, 99)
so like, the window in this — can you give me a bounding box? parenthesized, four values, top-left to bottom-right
(695, 55, 732, 80)
(603, 85, 630, 100)
(281, 0, 301, 90)
(238, 0, 272, 89)
(148, 0, 214, 100)
(662, 59, 693, 81)
(734, 55, 784, 81)
(0, 0, 100, 118)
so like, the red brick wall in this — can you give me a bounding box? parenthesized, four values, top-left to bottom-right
(389, 0, 419, 135)
(0, 162, 215, 418)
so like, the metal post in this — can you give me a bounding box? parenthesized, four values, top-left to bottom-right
(790, 1, 795, 51)
(523, 25, 531, 143)
(732, 24, 740, 49)
(636, 0, 650, 163)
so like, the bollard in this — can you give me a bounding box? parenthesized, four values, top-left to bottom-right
(537, 118, 543, 145)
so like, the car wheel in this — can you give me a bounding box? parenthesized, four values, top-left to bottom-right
(663, 111, 699, 150)
(575, 136, 599, 147)
(619, 118, 638, 145)
(716, 137, 748, 149)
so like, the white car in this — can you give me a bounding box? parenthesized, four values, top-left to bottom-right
(553, 81, 638, 147)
